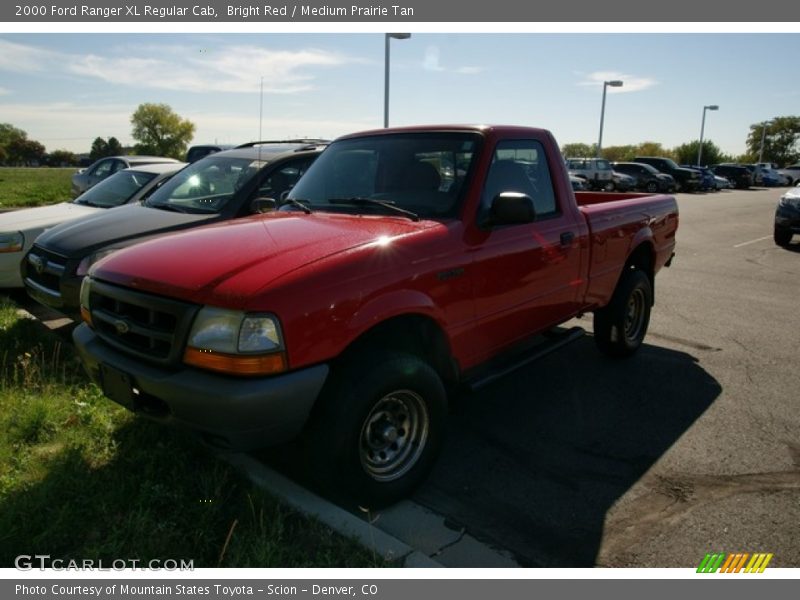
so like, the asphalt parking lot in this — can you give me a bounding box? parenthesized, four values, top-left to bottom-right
(404, 187, 799, 567)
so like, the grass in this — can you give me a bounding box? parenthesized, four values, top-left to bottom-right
(0, 296, 383, 568)
(0, 167, 74, 209)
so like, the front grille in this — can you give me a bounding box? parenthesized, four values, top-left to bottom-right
(89, 279, 199, 366)
(24, 246, 67, 298)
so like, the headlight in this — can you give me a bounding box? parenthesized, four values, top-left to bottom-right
(779, 195, 800, 209)
(184, 307, 286, 376)
(79, 277, 93, 327)
(0, 231, 24, 253)
(76, 248, 120, 276)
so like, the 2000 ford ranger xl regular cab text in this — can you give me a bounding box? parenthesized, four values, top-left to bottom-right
(73, 125, 678, 506)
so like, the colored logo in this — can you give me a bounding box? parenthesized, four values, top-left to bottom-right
(697, 553, 773, 573)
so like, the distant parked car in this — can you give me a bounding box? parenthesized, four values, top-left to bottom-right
(714, 174, 733, 189)
(71, 155, 180, 197)
(612, 171, 636, 192)
(777, 164, 800, 185)
(569, 174, 588, 191)
(710, 164, 752, 189)
(633, 156, 701, 192)
(774, 184, 800, 246)
(185, 144, 236, 163)
(1, 162, 185, 288)
(565, 157, 613, 190)
(612, 161, 675, 193)
(680, 165, 717, 191)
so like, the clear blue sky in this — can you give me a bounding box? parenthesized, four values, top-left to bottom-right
(0, 33, 798, 156)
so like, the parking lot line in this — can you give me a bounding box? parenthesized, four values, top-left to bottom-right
(733, 235, 772, 248)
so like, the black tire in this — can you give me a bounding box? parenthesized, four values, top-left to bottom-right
(603, 181, 616, 192)
(645, 181, 659, 193)
(593, 269, 652, 358)
(305, 352, 446, 508)
(774, 226, 793, 247)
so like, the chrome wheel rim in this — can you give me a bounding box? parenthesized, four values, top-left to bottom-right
(624, 287, 647, 342)
(359, 390, 429, 482)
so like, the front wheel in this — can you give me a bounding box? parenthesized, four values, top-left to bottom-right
(645, 181, 659, 193)
(774, 226, 793, 247)
(593, 269, 652, 358)
(305, 352, 446, 508)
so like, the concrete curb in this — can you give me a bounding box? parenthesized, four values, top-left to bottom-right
(221, 453, 444, 568)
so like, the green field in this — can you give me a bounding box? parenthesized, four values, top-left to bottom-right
(0, 297, 381, 568)
(0, 167, 74, 209)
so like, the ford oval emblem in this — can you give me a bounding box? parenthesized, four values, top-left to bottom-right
(114, 319, 130, 335)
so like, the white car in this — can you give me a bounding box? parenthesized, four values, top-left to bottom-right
(0, 162, 185, 288)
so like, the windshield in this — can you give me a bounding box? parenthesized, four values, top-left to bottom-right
(145, 156, 267, 214)
(286, 133, 480, 219)
(73, 170, 157, 208)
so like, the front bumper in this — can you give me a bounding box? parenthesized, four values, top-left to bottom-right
(73, 324, 330, 450)
(775, 203, 800, 231)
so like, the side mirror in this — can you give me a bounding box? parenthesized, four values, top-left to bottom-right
(486, 192, 536, 227)
(251, 197, 276, 214)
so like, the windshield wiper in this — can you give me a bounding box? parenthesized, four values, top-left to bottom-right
(328, 197, 419, 222)
(148, 203, 189, 214)
(281, 198, 313, 214)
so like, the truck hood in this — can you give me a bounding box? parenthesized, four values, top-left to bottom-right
(33, 203, 215, 257)
(0, 202, 101, 234)
(93, 212, 437, 306)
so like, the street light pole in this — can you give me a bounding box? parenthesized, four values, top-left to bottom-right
(597, 80, 623, 157)
(758, 121, 771, 164)
(697, 104, 719, 166)
(384, 33, 411, 128)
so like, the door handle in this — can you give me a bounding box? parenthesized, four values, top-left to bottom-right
(560, 231, 575, 247)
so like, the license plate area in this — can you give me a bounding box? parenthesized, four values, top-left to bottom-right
(99, 363, 136, 410)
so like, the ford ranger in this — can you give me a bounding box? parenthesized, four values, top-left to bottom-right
(73, 125, 678, 506)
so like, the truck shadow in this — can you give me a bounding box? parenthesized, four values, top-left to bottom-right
(412, 335, 721, 567)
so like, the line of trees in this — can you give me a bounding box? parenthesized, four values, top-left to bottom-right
(0, 102, 196, 167)
(563, 115, 800, 167)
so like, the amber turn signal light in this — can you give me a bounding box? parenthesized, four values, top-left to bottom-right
(183, 347, 287, 376)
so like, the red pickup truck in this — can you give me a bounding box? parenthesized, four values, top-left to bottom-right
(73, 125, 678, 505)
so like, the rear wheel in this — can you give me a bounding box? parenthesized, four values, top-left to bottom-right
(774, 226, 793, 247)
(645, 181, 659, 193)
(305, 352, 446, 508)
(593, 269, 652, 358)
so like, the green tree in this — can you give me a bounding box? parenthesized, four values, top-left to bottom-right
(0, 123, 27, 148)
(7, 138, 46, 166)
(561, 142, 594, 158)
(673, 140, 728, 167)
(746, 116, 800, 166)
(90, 137, 109, 161)
(635, 141, 672, 159)
(130, 103, 195, 159)
(48, 149, 78, 166)
(107, 136, 123, 155)
(0, 145, 7, 165)
(601, 145, 638, 162)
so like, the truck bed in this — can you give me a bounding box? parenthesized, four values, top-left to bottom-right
(575, 191, 679, 309)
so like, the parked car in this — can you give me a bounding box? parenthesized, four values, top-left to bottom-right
(679, 165, 717, 191)
(24, 141, 327, 318)
(72, 124, 678, 506)
(633, 157, 701, 192)
(714, 175, 733, 190)
(774, 184, 800, 247)
(565, 157, 614, 190)
(612, 161, 675, 193)
(710, 164, 752, 189)
(185, 144, 236, 163)
(569, 174, 588, 191)
(0, 163, 185, 289)
(777, 164, 800, 185)
(71, 155, 181, 197)
(612, 171, 636, 192)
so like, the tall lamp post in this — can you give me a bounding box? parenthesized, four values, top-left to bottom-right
(597, 80, 623, 157)
(758, 120, 772, 164)
(384, 33, 411, 128)
(697, 104, 719, 166)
